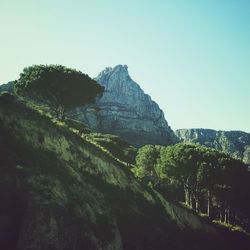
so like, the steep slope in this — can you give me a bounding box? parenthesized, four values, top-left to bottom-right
(175, 128, 250, 164)
(0, 94, 249, 250)
(83, 133, 137, 165)
(71, 65, 178, 146)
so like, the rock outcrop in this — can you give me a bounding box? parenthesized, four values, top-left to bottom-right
(175, 129, 250, 164)
(71, 65, 178, 147)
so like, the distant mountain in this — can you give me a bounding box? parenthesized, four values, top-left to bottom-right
(70, 65, 178, 147)
(0, 81, 14, 93)
(175, 128, 250, 164)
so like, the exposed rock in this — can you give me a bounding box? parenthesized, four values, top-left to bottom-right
(71, 65, 178, 147)
(175, 128, 250, 164)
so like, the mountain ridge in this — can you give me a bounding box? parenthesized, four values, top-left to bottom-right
(175, 128, 250, 164)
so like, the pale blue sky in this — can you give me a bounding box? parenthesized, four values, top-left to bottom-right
(1, 0, 249, 132)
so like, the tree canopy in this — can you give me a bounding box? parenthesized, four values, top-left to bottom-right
(15, 64, 104, 120)
(134, 143, 250, 230)
(135, 145, 160, 178)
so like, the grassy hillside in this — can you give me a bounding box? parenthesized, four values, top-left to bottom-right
(0, 93, 249, 250)
(83, 133, 137, 165)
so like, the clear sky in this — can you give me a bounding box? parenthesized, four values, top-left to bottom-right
(1, 0, 249, 132)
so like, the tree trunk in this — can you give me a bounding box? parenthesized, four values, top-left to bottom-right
(189, 192, 193, 209)
(224, 208, 228, 224)
(185, 189, 188, 205)
(207, 190, 210, 217)
(195, 198, 199, 212)
(219, 210, 222, 223)
(227, 208, 230, 224)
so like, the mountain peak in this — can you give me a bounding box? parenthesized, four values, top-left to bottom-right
(113, 64, 128, 72)
(95, 64, 133, 89)
(96, 64, 129, 83)
(72, 65, 178, 146)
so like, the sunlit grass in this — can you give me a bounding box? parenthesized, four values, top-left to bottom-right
(17, 96, 134, 168)
(212, 220, 249, 235)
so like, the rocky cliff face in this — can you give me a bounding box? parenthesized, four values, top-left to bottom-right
(175, 129, 250, 164)
(71, 65, 178, 146)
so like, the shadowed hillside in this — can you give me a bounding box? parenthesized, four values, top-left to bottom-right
(0, 93, 250, 250)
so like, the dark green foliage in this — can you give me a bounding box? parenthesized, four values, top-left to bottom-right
(0, 92, 15, 104)
(14, 64, 104, 120)
(135, 145, 161, 180)
(134, 142, 250, 231)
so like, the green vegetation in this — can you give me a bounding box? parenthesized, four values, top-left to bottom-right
(1, 90, 250, 249)
(134, 144, 161, 179)
(83, 133, 137, 165)
(14, 64, 104, 120)
(64, 118, 91, 134)
(0, 93, 209, 249)
(134, 143, 250, 231)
